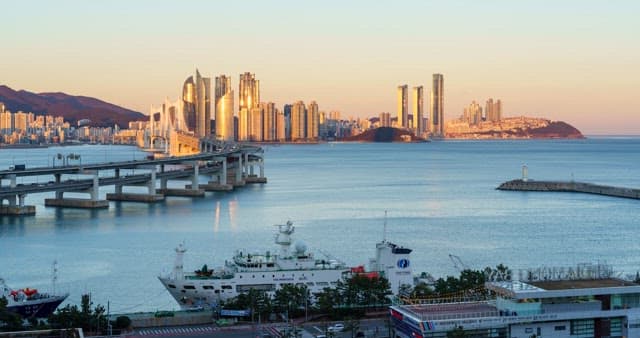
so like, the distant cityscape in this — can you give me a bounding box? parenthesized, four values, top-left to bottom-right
(1, 70, 516, 146)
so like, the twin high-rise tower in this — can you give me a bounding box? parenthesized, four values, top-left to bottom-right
(181, 69, 211, 138)
(397, 74, 443, 137)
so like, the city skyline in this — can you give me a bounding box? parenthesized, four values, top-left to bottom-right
(1, 1, 639, 134)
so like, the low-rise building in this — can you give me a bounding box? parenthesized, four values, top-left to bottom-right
(390, 265, 640, 338)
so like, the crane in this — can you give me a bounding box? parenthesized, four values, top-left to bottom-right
(449, 254, 470, 272)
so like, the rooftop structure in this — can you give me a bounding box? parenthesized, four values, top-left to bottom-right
(390, 264, 640, 338)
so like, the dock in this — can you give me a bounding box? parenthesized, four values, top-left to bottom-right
(497, 179, 640, 200)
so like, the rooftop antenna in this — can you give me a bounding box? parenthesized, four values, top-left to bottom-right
(383, 210, 388, 243)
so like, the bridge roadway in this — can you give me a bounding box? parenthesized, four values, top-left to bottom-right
(0, 144, 266, 215)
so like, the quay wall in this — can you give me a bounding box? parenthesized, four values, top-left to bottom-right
(497, 179, 640, 200)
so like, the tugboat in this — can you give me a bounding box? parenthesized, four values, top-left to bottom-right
(1, 262, 69, 318)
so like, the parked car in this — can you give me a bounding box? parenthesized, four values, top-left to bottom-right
(328, 323, 344, 333)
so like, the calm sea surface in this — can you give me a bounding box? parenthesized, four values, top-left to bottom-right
(1, 139, 639, 313)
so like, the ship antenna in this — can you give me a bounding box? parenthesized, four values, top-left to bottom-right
(52, 260, 58, 295)
(383, 210, 388, 243)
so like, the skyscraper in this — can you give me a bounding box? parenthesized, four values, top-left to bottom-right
(484, 98, 503, 122)
(238, 72, 260, 141)
(307, 101, 319, 140)
(290, 101, 306, 141)
(430, 74, 444, 136)
(261, 102, 276, 141)
(412, 86, 424, 135)
(397, 85, 408, 128)
(250, 106, 263, 141)
(182, 76, 197, 134)
(276, 108, 285, 142)
(215, 75, 234, 141)
(195, 70, 211, 138)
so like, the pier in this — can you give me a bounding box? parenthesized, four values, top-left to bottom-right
(497, 180, 640, 200)
(0, 144, 267, 215)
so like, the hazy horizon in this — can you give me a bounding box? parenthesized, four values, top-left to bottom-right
(2, 0, 638, 135)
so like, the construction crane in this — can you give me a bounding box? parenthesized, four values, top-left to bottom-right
(449, 254, 470, 272)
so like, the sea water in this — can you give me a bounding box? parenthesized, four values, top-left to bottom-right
(0, 139, 639, 312)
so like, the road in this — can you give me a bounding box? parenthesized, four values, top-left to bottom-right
(128, 318, 391, 338)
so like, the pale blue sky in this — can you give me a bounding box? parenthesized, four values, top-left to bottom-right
(1, 0, 639, 134)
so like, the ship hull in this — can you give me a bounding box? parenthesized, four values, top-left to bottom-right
(159, 268, 348, 309)
(7, 294, 68, 318)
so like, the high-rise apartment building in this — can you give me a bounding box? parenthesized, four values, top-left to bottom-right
(250, 107, 263, 141)
(412, 86, 424, 134)
(215, 75, 234, 141)
(485, 98, 502, 122)
(463, 101, 483, 125)
(238, 72, 260, 141)
(180, 69, 211, 138)
(261, 102, 276, 141)
(397, 85, 409, 128)
(329, 111, 340, 121)
(182, 76, 197, 133)
(276, 108, 286, 142)
(290, 101, 306, 141)
(430, 74, 444, 136)
(195, 70, 211, 138)
(379, 112, 391, 127)
(307, 101, 319, 140)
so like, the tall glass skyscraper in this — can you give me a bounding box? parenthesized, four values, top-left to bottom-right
(430, 74, 444, 136)
(195, 70, 211, 138)
(397, 85, 408, 128)
(215, 75, 234, 141)
(182, 76, 197, 133)
(182, 69, 211, 138)
(238, 72, 260, 141)
(412, 86, 424, 135)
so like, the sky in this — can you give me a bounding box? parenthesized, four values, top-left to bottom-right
(1, 0, 639, 135)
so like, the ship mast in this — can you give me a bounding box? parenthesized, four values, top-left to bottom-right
(51, 260, 58, 295)
(173, 243, 187, 280)
(383, 210, 388, 243)
(275, 221, 295, 258)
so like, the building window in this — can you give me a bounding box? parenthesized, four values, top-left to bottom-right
(184, 285, 195, 290)
(555, 325, 566, 331)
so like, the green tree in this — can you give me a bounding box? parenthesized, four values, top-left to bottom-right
(48, 294, 107, 334)
(447, 326, 467, 338)
(274, 284, 308, 318)
(0, 297, 24, 332)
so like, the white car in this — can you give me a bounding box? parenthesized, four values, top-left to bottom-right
(328, 323, 344, 332)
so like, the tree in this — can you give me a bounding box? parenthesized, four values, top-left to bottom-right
(447, 326, 467, 338)
(48, 294, 107, 334)
(0, 297, 24, 332)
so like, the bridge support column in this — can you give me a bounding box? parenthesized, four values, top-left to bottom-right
(245, 156, 267, 184)
(108, 165, 165, 202)
(0, 194, 35, 215)
(45, 170, 109, 209)
(232, 154, 245, 187)
(159, 161, 205, 197)
(198, 158, 232, 191)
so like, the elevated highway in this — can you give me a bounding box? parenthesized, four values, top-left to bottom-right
(0, 144, 266, 215)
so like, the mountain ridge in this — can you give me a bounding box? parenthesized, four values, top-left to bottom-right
(0, 85, 145, 128)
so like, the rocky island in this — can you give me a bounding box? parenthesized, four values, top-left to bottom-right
(445, 117, 584, 139)
(340, 127, 427, 142)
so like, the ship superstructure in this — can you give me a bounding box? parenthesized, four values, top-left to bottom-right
(159, 221, 414, 308)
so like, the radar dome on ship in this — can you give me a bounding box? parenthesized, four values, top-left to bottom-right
(294, 241, 307, 254)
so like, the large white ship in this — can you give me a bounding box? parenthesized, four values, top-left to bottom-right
(158, 221, 414, 308)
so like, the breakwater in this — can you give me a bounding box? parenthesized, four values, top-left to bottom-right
(497, 179, 640, 200)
